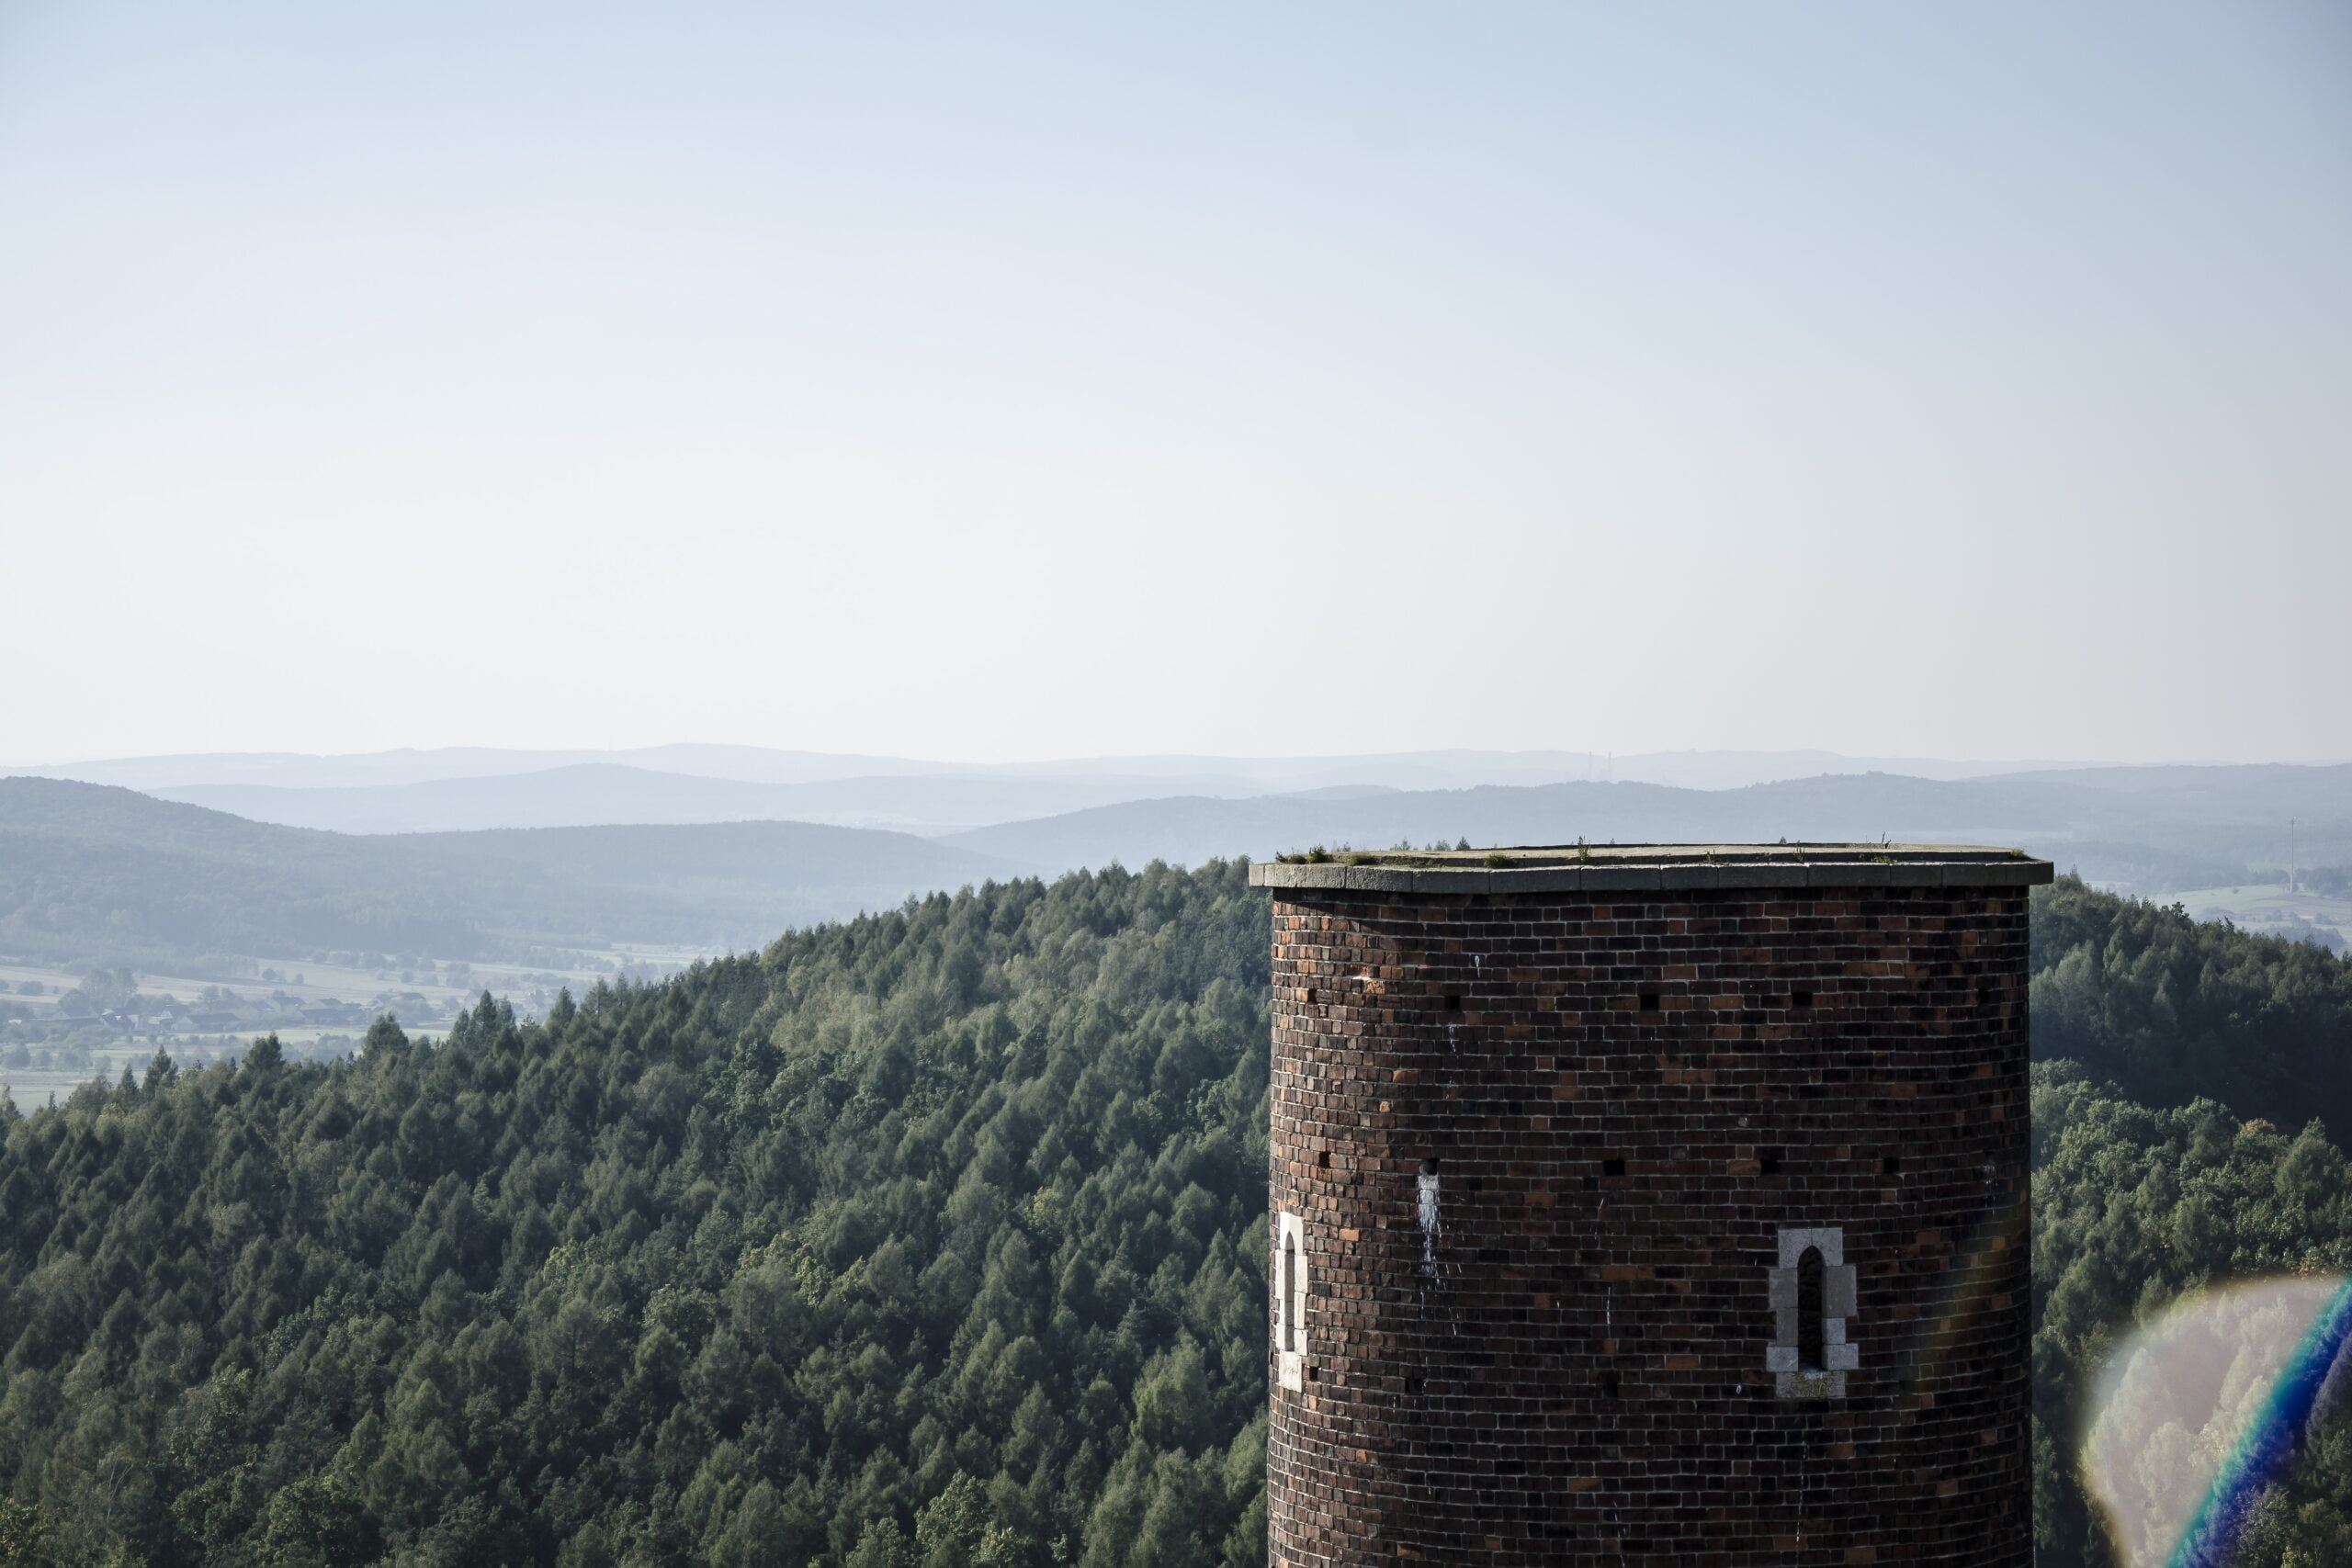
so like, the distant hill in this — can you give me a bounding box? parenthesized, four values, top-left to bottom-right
(941, 767, 2352, 892)
(7, 761, 2343, 969)
(6, 744, 951, 791)
(30, 750, 2336, 877)
(0, 778, 1027, 967)
(20, 743, 2092, 799)
(152, 762, 1285, 837)
(1996, 761, 2352, 817)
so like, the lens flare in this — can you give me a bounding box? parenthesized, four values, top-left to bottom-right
(2081, 1277, 2352, 1568)
(1898, 1188, 2028, 1402)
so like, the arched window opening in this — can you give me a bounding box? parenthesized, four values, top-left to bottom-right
(1769, 1225, 1856, 1399)
(1797, 1246, 1826, 1372)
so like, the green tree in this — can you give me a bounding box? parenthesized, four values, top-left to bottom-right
(0, 1501, 51, 1568)
(254, 1474, 379, 1568)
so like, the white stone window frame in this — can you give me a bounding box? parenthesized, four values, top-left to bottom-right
(1276, 1210, 1308, 1392)
(1767, 1225, 1858, 1398)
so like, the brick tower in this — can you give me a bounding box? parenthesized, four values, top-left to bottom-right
(1250, 844, 2051, 1566)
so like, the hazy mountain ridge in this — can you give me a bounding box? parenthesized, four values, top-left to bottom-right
(0, 779, 1026, 968)
(152, 763, 1302, 837)
(18, 744, 2106, 799)
(73, 754, 2352, 873)
(5, 761, 2344, 974)
(940, 769, 2352, 893)
(6, 745, 955, 792)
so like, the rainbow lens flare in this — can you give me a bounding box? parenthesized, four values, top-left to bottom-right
(2082, 1277, 2352, 1568)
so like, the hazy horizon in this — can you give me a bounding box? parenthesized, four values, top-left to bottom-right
(15, 739, 2351, 777)
(6, 3, 2347, 765)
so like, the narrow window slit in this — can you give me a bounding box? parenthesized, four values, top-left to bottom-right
(1282, 1232, 1300, 1352)
(1797, 1246, 1826, 1372)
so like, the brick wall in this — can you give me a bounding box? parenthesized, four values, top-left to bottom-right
(1265, 884, 2032, 1567)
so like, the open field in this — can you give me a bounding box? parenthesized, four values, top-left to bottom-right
(2165, 881, 2351, 950)
(0, 941, 720, 1106)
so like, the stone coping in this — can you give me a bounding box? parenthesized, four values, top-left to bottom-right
(1249, 842, 2054, 894)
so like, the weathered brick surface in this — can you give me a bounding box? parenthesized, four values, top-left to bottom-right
(1265, 885, 2031, 1566)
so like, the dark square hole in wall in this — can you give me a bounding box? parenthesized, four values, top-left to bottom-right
(1466, 1176, 1487, 1192)
(1639, 991, 1660, 1012)
(1443, 993, 1464, 1012)
(1791, 988, 1815, 1010)
(1305, 987, 1318, 1006)
(1601, 1157, 1625, 1178)
(1978, 984, 1996, 1008)
(1882, 1156, 1902, 1176)
(1317, 1150, 1330, 1169)
(1759, 1147, 1783, 1175)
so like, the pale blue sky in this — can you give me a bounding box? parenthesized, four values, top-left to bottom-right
(3, 3, 2346, 764)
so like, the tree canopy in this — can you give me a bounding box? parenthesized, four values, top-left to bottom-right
(1, 862, 1269, 1566)
(2032, 874, 2352, 1136)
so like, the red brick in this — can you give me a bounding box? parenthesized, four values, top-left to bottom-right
(1264, 881, 2031, 1567)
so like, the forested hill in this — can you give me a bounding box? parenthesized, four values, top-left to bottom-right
(2, 864, 2349, 1564)
(0, 862, 1272, 1566)
(2031, 875, 2352, 1137)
